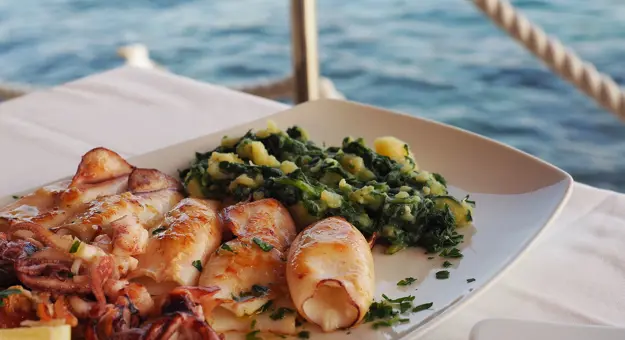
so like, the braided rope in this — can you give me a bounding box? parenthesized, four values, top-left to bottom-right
(473, 0, 625, 121)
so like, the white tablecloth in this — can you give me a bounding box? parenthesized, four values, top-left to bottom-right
(1, 67, 624, 339)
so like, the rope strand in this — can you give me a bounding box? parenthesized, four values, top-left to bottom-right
(473, 0, 625, 121)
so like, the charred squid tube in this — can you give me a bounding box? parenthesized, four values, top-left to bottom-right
(128, 198, 222, 295)
(286, 217, 375, 332)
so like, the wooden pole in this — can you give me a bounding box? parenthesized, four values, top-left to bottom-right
(290, 0, 320, 103)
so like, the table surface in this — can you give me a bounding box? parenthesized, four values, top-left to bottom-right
(1, 66, 624, 340)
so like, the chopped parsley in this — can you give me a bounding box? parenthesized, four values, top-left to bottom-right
(152, 226, 167, 235)
(382, 294, 414, 314)
(232, 284, 270, 302)
(365, 294, 433, 329)
(256, 300, 273, 314)
(466, 210, 473, 222)
(270, 307, 295, 320)
(297, 331, 310, 339)
(412, 302, 433, 313)
(463, 195, 476, 206)
(372, 315, 410, 329)
(442, 260, 453, 268)
(432, 173, 447, 186)
(436, 270, 450, 280)
(250, 319, 257, 329)
(439, 247, 463, 258)
(253, 237, 274, 252)
(11, 195, 21, 200)
(221, 243, 235, 253)
(382, 294, 414, 304)
(467, 278, 476, 283)
(427, 256, 435, 260)
(0, 289, 22, 307)
(69, 240, 81, 253)
(397, 277, 417, 286)
(192, 260, 203, 272)
(245, 330, 261, 340)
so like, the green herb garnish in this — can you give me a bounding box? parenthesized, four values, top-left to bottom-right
(412, 302, 433, 313)
(372, 315, 410, 329)
(221, 243, 235, 253)
(365, 294, 433, 328)
(250, 319, 257, 329)
(0, 289, 22, 307)
(397, 277, 417, 286)
(192, 260, 203, 272)
(442, 260, 453, 268)
(463, 195, 476, 206)
(382, 294, 415, 304)
(69, 240, 81, 253)
(436, 270, 450, 279)
(233, 284, 270, 302)
(245, 330, 261, 340)
(297, 331, 310, 339)
(270, 307, 295, 320)
(256, 300, 273, 314)
(467, 278, 476, 283)
(11, 195, 21, 200)
(439, 247, 463, 258)
(432, 173, 447, 186)
(0, 289, 22, 298)
(253, 237, 274, 252)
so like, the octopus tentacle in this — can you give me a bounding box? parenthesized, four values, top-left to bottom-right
(109, 313, 222, 340)
(15, 257, 91, 295)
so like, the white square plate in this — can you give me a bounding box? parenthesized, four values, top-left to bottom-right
(127, 99, 573, 339)
(1, 99, 573, 339)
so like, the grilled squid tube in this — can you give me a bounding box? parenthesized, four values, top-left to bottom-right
(220, 198, 297, 252)
(199, 199, 298, 335)
(129, 198, 222, 295)
(286, 217, 375, 332)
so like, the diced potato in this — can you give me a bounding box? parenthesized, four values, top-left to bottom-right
(207, 152, 244, 179)
(228, 174, 257, 191)
(374, 136, 418, 171)
(255, 120, 282, 138)
(320, 190, 342, 208)
(186, 177, 204, 198)
(220, 135, 241, 148)
(237, 141, 280, 167)
(280, 161, 299, 174)
(339, 154, 365, 175)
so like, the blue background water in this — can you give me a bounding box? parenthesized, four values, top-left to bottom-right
(1, 0, 624, 192)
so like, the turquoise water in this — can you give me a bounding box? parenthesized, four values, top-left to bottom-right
(1, 0, 624, 191)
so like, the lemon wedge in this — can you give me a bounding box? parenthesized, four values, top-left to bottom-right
(0, 325, 70, 340)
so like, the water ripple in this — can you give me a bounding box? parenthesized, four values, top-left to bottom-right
(0, 0, 624, 191)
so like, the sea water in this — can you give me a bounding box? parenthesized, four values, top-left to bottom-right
(1, 0, 624, 191)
